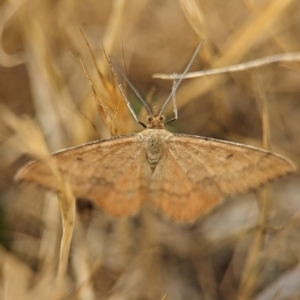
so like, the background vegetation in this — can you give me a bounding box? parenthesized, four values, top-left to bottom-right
(0, 0, 299, 299)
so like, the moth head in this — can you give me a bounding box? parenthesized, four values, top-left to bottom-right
(145, 113, 166, 129)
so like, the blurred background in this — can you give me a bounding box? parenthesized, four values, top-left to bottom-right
(0, 0, 300, 299)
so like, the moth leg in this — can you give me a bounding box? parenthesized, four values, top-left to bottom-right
(165, 78, 178, 125)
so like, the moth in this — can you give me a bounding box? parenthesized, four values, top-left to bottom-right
(16, 43, 295, 222)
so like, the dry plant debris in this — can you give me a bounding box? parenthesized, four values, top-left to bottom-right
(0, 0, 300, 299)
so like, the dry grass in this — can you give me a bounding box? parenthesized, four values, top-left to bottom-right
(0, 0, 300, 299)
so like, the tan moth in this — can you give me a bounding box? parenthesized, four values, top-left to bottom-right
(16, 43, 295, 222)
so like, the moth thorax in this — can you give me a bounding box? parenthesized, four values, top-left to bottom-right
(146, 136, 164, 172)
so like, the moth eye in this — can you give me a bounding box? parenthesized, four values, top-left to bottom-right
(159, 115, 166, 122)
(146, 115, 153, 123)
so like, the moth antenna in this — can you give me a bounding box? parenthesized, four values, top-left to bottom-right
(103, 49, 143, 123)
(158, 40, 204, 116)
(112, 62, 153, 115)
